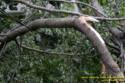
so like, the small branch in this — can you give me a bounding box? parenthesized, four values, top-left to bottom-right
(21, 45, 75, 56)
(0, 11, 25, 16)
(95, 17, 125, 21)
(48, 0, 106, 16)
(15, 0, 83, 16)
(15, 0, 125, 21)
(105, 40, 120, 51)
(70, 0, 80, 13)
(91, 0, 107, 17)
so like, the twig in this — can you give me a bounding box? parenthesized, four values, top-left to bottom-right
(95, 17, 125, 21)
(105, 40, 120, 51)
(21, 45, 75, 56)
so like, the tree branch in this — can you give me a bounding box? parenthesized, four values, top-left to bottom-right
(15, 0, 82, 16)
(0, 11, 25, 16)
(21, 45, 75, 56)
(15, 0, 125, 21)
(91, 0, 107, 17)
(48, 0, 106, 16)
(0, 16, 123, 76)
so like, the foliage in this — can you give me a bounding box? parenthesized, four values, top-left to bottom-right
(0, 0, 124, 83)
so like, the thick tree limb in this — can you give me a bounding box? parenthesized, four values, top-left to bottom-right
(0, 17, 75, 42)
(0, 16, 123, 76)
(91, 0, 125, 76)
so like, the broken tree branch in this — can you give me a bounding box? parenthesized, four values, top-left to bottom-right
(0, 16, 123, 76)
